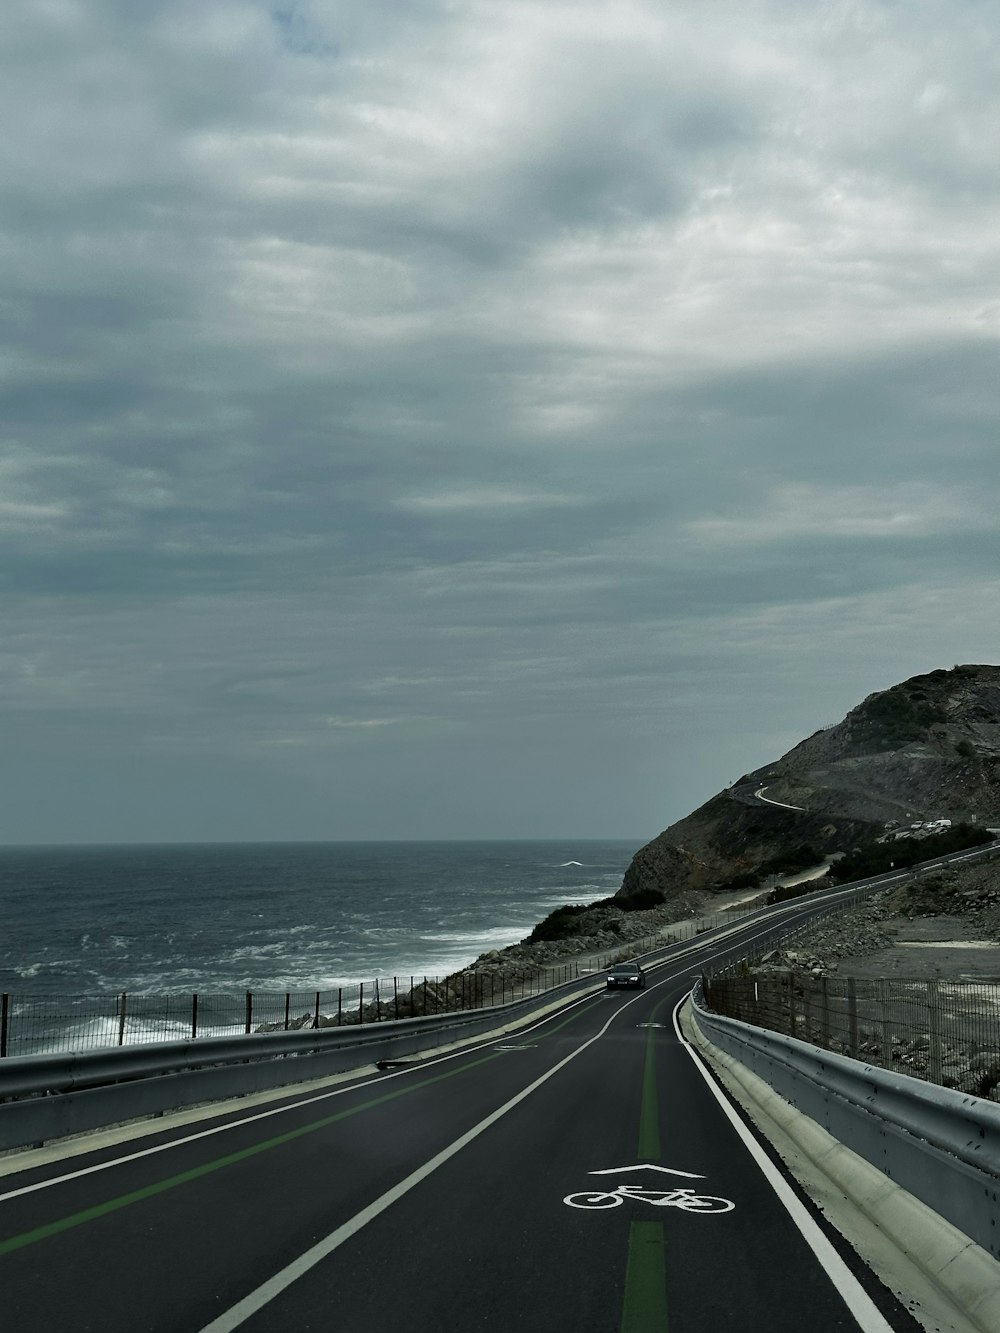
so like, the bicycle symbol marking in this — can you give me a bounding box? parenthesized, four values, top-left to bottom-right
(563, 1165, 735, 1215)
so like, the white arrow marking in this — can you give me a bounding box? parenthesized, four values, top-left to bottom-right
(589, 1165, 704, 1179)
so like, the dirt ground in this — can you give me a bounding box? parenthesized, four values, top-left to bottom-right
(836, 915, 1000, 981)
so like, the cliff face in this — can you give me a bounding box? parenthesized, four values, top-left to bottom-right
(619, 663, 1000, 901)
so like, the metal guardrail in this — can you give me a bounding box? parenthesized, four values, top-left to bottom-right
(2, 841, 993, 1155)
(690, 979, 1000, 1261)
(0, 982, 607, 1154)
(0, 897, 801, 1154)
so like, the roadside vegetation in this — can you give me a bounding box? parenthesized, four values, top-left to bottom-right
(848, 681, 947, 753)
(524, 887, 667, 944)
(828, 822, 993, 883)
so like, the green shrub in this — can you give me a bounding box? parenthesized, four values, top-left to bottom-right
(525, 901, 609, 943)
(766, 875, 831, 905)
(831, 823, 992, 882)
(616, 888, 667, 911)
(715, 870, 761, 892)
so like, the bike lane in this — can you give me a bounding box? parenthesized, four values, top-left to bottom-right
(0, 992, 620, 1332)
(204, 972, 925, 1332)
(616, 986, 923, 1332)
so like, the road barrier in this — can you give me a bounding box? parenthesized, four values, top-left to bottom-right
(703, 971, 1000, 1097)
(2, 843, 993, 1155)
(0, 983, 601, 1153)
(690, 979, 1000, 1261)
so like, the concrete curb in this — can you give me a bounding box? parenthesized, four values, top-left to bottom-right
(682, 1000, 1000, 1333)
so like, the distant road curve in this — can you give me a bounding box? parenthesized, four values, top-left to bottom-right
(754, 786, 806, 812)
(725, 781, 806, 813)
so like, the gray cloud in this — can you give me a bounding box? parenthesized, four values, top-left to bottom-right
(1, 0, 997, 842)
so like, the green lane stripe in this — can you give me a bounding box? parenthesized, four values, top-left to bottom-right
(534, 993, 604, 1039)
(0, 1051, 503, 1257)
(622, 997, 669, 1331)
(621, 1221, 668, 1332)
(637, 1022, 661, 1162)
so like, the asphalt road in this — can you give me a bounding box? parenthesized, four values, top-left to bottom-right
(0, 916, 925, 1332)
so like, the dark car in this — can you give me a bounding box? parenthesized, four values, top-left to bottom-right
(606, 961, 646, 989)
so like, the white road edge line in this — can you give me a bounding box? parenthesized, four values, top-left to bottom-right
(0, 909, 801, 1205)
(0, 896, 860, 1207)
(0, 992, 603, 1206)
(671, 994, 896, 1333)
(196, 994, 651, 1333)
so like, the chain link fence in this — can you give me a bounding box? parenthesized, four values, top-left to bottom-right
(701, 971, 1000, 1098)
(0, 906, 769, 1058)
(0, 958, 604, 1058)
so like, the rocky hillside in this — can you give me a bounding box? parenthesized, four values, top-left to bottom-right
(619, 663, 1000, 902)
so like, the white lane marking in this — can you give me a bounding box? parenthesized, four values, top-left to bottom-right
(671, 996, 896, 1333)
(196, 998, 649, 1333)
(564, 1164, 735, 1215)
(0, 895, 860, 1207)
(590, 1165, 704, 1178)
(0, 992, 601, 1206)
(755, 786, 805, 811)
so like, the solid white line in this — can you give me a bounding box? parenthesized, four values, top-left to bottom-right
(1, 896, 862, 1208)
(0, 991, 601, 1206)
(755, 786, 805, 811)
(196, 997, 647, 1333)
(671, 996, 895, 1333)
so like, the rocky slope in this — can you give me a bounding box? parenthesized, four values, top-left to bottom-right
(619, 663, 1000, 902)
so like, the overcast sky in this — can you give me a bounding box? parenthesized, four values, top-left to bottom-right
(2, 0, 998, 845)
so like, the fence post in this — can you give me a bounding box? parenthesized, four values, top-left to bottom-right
(820, 975, 830, 1048)
(284, 993, 290, 1032)
(786, 972, 796, 1039)
(244, 991, 252, 1035)
(1, 992, 8, 1058)
(422, 976, 427, 1015)
(313, 991, 321, 1029)
(394, 976, 399, 1021)
(928, 979, 942, 1085)
(118, 992, 128, 1045)
(374, 978, 381, 1022)
(358, 981, 364, 1026)
(192, 993, 199, 1040)
(847, 978, 858, 1057)
(337, 988, 342, 1026)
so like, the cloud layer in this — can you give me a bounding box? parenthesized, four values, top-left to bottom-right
(2, 1, 997, 841)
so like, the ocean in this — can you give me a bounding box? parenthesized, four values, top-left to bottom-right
(1, 839, 637, 1000)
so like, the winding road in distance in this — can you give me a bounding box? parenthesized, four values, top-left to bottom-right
(1, 902, 922, 1332)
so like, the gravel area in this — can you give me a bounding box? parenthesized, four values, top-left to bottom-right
(755, 862, 1000, 980)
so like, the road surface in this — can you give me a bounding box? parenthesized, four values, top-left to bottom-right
(0, 914, 922, 1332)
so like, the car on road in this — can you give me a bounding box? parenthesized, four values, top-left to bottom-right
(606, 961, 646, 989)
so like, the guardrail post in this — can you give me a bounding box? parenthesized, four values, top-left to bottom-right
(1, 993, 8, 1058)
(192, 993, 199, 1039)
(928, 979, 942, 1085)
(244, 992, 252, 1035)
(118, 992, 128, 1046)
